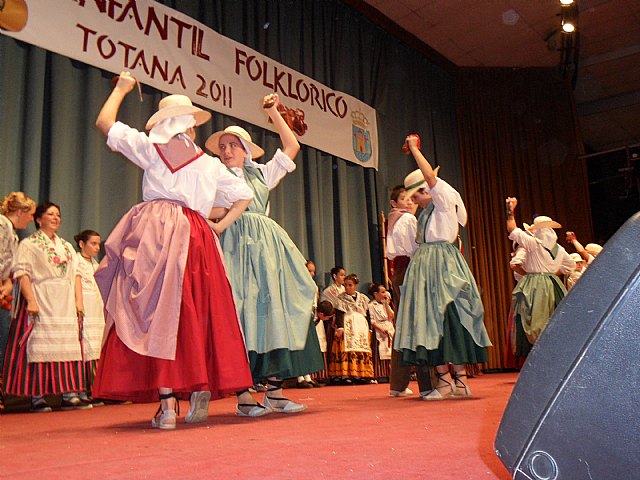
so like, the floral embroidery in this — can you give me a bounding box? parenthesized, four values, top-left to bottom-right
(30, 230, 73, 276)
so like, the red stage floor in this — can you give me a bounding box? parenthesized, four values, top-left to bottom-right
(0, 372, 517, 479)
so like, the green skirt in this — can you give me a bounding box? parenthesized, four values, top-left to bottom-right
(400, 303, 488, 367)
(247, 313, 325, 382)
(395, 241, 492, 367)
(512, 272, 566, 346)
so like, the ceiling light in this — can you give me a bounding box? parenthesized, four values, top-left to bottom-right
(560, 3, 578, 33)
(560, 0, 574, 5)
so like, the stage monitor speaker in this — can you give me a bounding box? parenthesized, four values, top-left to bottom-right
(495, 212, 640, 480)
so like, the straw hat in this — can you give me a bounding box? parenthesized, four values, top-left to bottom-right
(569, 253, 584, 263)
(403, 165, 440, 198)
(585, 243, 603, 256)
(523, 215, 562, 232)
(145, 95, 211, 131)
(205, 126, 265, 159)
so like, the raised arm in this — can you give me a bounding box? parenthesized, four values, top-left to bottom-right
(263, 93, 300, 160)
(406, 135, 437, 190)
(565, 231, 590, 263)
(506, 197, 518, 233)
(95, 71, 137, 136)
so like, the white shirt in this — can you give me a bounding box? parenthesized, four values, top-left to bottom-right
(107, 122, 253, 216)
(423, 178, 467, 244)
(386, 213, 418, 260)
(509, 245, 527, 282)
(509, 227, 575, 275)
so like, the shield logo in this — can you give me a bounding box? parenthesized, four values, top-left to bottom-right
(351, 110, 372, 163)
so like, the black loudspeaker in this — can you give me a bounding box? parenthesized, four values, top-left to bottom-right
(495, 212, 640, 479)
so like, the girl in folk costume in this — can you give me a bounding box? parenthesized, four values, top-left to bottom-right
(320, 265, 346, 307)
(329, 274, 374, 383)
(505, 197, 576, 357)
(0, 192, 35, 411)
(368, 283, 394, 382)
(566, 253, 585, 290)
(73, 230, 105, 404)
(3, 202, 93, 412)
(92, 72, 254, 430)
(205, 93, 323, 416)
(395, 135, 491, 400)
(505, 243, 528, 369)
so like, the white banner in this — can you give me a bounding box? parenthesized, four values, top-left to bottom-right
(0, 0, 378, 168)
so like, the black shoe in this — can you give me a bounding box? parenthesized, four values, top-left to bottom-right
(308, 379, 324, 388)
(296, 381, 313, 389)
(30, 399, 52, 413)
(61, 395, 93, 410)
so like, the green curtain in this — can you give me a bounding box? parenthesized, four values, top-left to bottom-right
(0, 0, 461, 289)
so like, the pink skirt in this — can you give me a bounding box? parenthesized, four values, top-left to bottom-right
(92, 203, 252, 402)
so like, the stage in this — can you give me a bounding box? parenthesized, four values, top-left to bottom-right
(0, 372, 516, 479)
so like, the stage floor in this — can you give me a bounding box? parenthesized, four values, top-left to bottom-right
(0, 372, 517, 479)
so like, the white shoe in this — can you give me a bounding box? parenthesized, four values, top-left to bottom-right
(151, 409, 176, 429)
(263, 395, 306, 413)
(389, 388, 413, 397)
(185, 391, 211, 424)
(236, 402, 272, 417)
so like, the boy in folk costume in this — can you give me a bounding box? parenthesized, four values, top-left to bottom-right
(395, 135, 491, 400)
(385, 185, 432, 397)
(506, 197, 575, 356)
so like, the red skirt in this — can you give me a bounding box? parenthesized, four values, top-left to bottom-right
(92, 206, 252, 402)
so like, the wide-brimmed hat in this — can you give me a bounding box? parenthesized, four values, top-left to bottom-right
(145, 95, 211, 131)
(205, 126, 265, 159)
(403, 166, 440, 198)
(569, 253, 584, 263)
(524, 215, 562, 232)
(585, 243, 603, 256)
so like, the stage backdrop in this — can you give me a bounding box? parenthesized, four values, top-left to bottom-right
(0, 0, 378, 169)
(0, 0, 461, 309)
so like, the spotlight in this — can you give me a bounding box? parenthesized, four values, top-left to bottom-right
(560, 3, 578, 33)
(560, 0, 574, 5)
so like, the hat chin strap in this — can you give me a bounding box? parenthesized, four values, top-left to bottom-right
(237, 136, 262, 167)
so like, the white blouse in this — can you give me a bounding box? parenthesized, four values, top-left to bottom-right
(423, 178, 467, 244)
(0, 214, 18, 280)
(107, 121, 253, 216)
(509, 227, 576, 275)
(229, 149, 296, 191)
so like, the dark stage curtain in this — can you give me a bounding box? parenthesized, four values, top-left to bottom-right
(456, 68, 593, 369)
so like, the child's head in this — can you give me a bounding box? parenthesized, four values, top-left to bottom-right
(306, 260, 316, 277)
(390, 185, 414, 211)
(317, 300, 335, 320)
(331, 266, 346, 286)
(368, 282, 389, 302)
(569, 253, 585, 272)
(74, 230, 101, 258)
(411, 187, 432, 209)
(404, 169, 432, 209)
(344, 274, 359, 294)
